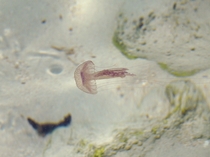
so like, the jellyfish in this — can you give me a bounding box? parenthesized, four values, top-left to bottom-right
(74, 60, 135, 94)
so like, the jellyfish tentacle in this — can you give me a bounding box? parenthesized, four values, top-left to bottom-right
(94, 68, 135, 79)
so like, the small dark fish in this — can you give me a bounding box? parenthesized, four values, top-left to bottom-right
(27, 113, 71, 137)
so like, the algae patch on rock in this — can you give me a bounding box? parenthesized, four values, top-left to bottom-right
(112, 32, 139, 60)
(158, 63, 200, 77)
(165, 80, 206, 116)
(164, 80, 210, 140)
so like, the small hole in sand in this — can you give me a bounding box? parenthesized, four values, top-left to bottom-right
(49, 64, 63, 74)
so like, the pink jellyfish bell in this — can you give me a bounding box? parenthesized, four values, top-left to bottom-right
(74, 60, 135, 94)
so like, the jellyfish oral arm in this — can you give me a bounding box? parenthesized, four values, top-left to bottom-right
(81, 72, 86, 84)
(93, 68, 135, 80)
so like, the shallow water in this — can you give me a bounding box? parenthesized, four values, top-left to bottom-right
(0, 0, 210, 157)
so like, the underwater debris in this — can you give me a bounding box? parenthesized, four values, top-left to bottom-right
(74, 60, 135, 94)
(27, 113, 71, 136)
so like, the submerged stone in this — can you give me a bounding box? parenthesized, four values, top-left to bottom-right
(113, 0, 210, 76)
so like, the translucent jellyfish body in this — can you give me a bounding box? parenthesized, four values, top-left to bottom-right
(74, 60, 135, 94)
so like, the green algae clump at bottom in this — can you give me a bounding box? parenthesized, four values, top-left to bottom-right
(165, 79, 207, 117)
(93, 147, 105, 157)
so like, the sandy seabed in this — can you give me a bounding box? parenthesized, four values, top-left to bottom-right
(0, 0, 210, 157)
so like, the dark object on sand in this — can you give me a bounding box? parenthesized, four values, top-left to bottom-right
(27, 113, 71, 136)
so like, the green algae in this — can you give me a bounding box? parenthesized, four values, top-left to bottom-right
(158, 62, 199, 77)
(79, 139, 87, 147)
(165, 80, 205, 112)
(76, 140, 105, 157)
(112, 32, 138, 59)
(151, 126, 159, 134)
(93, 147, 105, 157)
(130, 130, 144, 137)
(164, 79, 210, 140)
(116, 132, 129, 143)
